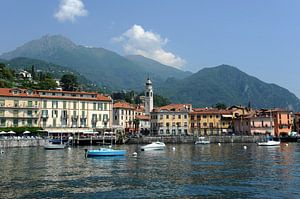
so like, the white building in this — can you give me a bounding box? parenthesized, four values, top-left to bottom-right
(0, 88, 113, 131)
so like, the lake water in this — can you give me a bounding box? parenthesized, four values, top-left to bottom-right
(1, 143, 300, 198)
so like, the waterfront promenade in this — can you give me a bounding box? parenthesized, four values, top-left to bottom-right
(0, 135, 266, 148)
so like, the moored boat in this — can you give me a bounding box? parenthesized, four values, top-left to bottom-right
(44, 140, 66, 150)
(140, 141, 166, 151)
(195, 136, 210, 144)
(85, 148, 127, 157)
(257, 136, 280, 146)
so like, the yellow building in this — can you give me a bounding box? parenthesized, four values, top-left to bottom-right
(150, 104, 192, 136)
(189, 108, 233, 136)
(0, 88, 112, 130)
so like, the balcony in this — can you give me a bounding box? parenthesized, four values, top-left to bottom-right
(0, 104, 39, 109)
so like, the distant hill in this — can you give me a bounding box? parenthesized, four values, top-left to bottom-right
(2, 57, 98, 91)
(157, 65, 300, 110)
(0, 35, 191, 90)
(126, 55, 192, 80)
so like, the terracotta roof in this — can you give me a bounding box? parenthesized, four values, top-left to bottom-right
(156, 104, 192, 112)
(136, 115, 150, 121)
(113, 101, 135, 109)
(191, 108, 232, 115)
(0, 88, 111, 101)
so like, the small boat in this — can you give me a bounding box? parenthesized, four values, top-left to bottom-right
(257, 136, 280, 146)
(195, 136, 210, 144)
(140, 141, 166, 151)
(44, 140, 66, 150)
(85, 148, 127, 157)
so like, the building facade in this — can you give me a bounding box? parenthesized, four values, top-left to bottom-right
(150, 104, 192, 136)
(189, 108, 233, 136)
(113, 101, 136, 131)
(234, 109, 294, 137)
(0, 88, 112, 130)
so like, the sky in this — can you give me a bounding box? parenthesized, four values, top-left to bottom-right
(0, 0, 300, 97)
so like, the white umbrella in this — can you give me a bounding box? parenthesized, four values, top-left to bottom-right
(23, 131, 31, 134)
(0, 131, 6, 135)
(7, 130, 16, 134)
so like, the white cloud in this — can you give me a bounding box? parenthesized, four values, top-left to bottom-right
(54, 0, 88, 22)
(113, 25, 186, 68)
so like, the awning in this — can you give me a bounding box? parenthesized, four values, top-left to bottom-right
(222, 115, 232, 118)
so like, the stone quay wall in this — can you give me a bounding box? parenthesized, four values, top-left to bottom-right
(127, 135, 265, 144)
(0, 139, 46, 148)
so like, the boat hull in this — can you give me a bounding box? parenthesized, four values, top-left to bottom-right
(44, 144, 66, 150)
(195, 141, 210, 145)
(140, 142, 166, 151)
(257, 141, 281, 146)
(86, 148, 127, 157)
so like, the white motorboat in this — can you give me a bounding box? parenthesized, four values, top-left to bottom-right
(195, 136, 210, 144)
(44, 141, 66, 150)
(140, 141, 166, 151)
(257, 140, 280, 146)
(257, 136, 280, 146)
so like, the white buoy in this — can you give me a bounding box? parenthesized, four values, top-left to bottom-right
(172, 147, 176, 151)
(285, 143, 289, 146)
(132, 152, 137, 157)
(243, 145, 247, 149)
(218, 142, 221, 146)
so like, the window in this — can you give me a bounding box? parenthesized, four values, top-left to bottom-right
(52, 110, 58, 118)
(13, 110, 18, 117)
(160, 129, 164, 134)
(98, 103, 103, 110)
(203, 122, 207, 127)
(73, 102, 77, 109)
(184, 115, 187, 119)
(104, 103, 107, 110)
(160, 115, 163, 119)
(197, 114, 200, 119)
(63, 101, 67, 109)
(27, 119, 32, 127)
(166, 129, 170, 134)
(14, 100, 19, 107)
(0, 119, 5, 126)
(13, 119, 18, 127)
(0, 100, 4, 107)
(43, 100, 47, 108)
(52, 101, 58, 109)
(203, 115, 207, 118)
(27, 110, 32, 117)
(178, 115, 181, 119)
(28, 101, 33, 107)
(0, 110, 4, 117)
(93, 103, 97, 110)
(166, 115, 169, 119)
(81, 102, 85, 110)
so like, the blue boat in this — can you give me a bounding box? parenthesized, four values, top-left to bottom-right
(85, 148, 127, 157)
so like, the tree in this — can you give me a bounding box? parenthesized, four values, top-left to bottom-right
(60, 74, 79, 91)
(214, 103, 227, 110)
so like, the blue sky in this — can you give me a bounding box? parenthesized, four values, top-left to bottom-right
(1, 0, 300, 97)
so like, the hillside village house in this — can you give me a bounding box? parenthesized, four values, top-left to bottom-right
(0, 88, 112, 131)
(150, 104, 192, 136)
(189, 108, 233, 136)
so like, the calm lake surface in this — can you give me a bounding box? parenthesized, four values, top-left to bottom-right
(1, 143, 300, 199)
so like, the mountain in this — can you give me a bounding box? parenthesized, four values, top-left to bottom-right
(0, 35, 191, 90)
(126, 55, 192, 80)
(157, 65, 300, 110)
(3, 57, 98, 91)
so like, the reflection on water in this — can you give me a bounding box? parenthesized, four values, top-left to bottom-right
(1, 143, 300, 198)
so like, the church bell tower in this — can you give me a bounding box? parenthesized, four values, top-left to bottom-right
(144, 78, 153, 115)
